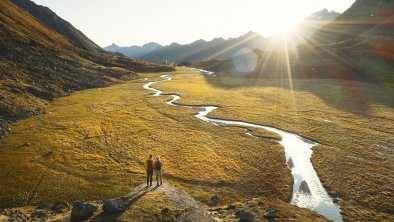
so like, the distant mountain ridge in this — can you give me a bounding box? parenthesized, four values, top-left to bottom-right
(142, 31, 268, 63)
(10, 0, 103, 51)
(104, 9, 340, 63)
(105, 42, 163, 58)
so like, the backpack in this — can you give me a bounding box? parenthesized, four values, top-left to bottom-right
(146, 160, 153, 170)
(155, 160, 162, 170)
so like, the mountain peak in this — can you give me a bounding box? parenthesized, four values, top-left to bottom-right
(307, 8, 341, 21)
(143, 42, 162, 47)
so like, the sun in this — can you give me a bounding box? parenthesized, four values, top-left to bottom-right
(253, 5, 305, 37)
(270, 17, 298, 35)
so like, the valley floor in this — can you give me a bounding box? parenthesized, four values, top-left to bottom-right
(0, 68, 392, 221)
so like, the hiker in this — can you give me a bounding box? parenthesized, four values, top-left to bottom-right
(154, 155, 163, 186)
(145, 154, 154, 187)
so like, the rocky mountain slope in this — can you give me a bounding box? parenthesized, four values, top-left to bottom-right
(289, 9, 341, 44)
(0, 183, 329, 222)
(0, 0, 173, 137)
(10, 0, 103, 52)
(310, 0, 394, 43)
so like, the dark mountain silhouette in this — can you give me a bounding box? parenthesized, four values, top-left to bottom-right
(139, 31, 267, 63)
(189, 0, 394, 111)
(311, 0, 394, 44)
(10, 0, 103, 51)
(265, 9, 340, 51)
(192, 0, 393, 81)
(105, 9, 339, 64)
(0, 0, 173, 136)
(105, 42, 163, 58)
(291, 9, 341, 42)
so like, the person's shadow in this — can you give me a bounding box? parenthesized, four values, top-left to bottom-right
(90, 185, 159, 222)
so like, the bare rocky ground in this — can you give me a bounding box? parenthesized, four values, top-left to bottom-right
(0, 183, 329, 222)
(0, 183, 213, 222)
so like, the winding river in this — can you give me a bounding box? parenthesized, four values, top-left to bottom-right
(144, 74, 343, 222)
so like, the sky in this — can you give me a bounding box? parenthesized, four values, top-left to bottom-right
(31, 0, 356, 47)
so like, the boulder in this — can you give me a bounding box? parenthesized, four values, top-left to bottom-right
(51, 201, 69, 213)
(208, 194, 219, 207)
(235, 210, 258, 222)
(71, 201, 98, 222)
(30, 210, 48, 219)
(287, 157, 294, 168)
(227, 204, 236, 210)
(299, 181, 311, 195)
(103, 199, 126, 214)
(263, 209, 279, 220)
(160, 208, 175, 222)
(37, 203, 51, 209)
(8, 210, 29, 221)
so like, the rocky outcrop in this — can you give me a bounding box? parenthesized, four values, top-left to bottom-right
(103, 199, 126, 213)
(208, 194, 219, 207)
(0, 183, 331, 221)
(71, 201, 98, 222)
(299, 181, 312, 195)
(51, 201, 69, 213)
(0, 184, 215, 222)
(263, 209, 279, 221)
(235, 210, 258, 222)
(206, 197, 330, 222)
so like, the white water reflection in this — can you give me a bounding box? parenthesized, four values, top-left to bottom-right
(143, 75, 343, 222)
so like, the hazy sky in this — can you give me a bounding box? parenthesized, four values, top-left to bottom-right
(31, 0, 355, 47)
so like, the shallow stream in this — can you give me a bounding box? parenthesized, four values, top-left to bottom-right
(143, 74, 343, 222)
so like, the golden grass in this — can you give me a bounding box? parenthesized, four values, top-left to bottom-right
(0, 67, 392, 221)
(0, 70, 291, 210)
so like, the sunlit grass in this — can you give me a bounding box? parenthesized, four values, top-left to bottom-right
(0, 67, 392, 221)
(0, 70, 291, 209)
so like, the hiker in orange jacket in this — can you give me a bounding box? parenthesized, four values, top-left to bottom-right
(145, 154, 154, 187)
(153, 155, 163, 186)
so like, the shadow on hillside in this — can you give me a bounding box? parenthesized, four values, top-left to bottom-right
(91, 185, 158, 222)
(202, 73, 394, 114)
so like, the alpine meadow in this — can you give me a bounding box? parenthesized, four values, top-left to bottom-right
(0, 0, 393, 222)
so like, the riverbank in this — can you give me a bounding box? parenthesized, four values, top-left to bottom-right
(155, 68, 393, 221)
(145, 75, 342, 221)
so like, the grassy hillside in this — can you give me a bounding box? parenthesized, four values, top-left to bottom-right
(0, 0, 173, 136)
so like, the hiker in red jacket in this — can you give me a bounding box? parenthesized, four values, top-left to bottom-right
(153, 155, 163, 186)
(145, 154, 154, 187)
